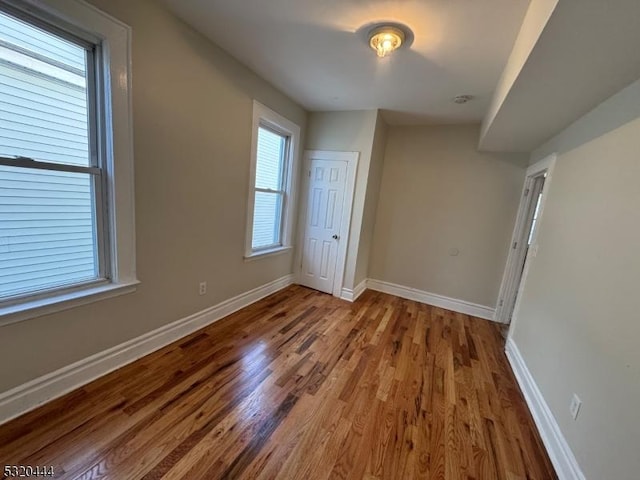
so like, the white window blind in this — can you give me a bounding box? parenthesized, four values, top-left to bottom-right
(251, 126, 287, 250)
(0, 9, 101, 301)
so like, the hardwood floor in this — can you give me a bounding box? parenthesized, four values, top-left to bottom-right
(0, 286, 557, 479)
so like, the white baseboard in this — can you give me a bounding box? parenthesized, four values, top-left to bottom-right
(366, 279, 496, 321)
(340, 279, 367, 302)
(0, 274, 295, 425)
(505, 338, 585, 480)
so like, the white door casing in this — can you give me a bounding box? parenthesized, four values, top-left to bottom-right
(296, 151, 359, 296)
(496, 153, 557, 326)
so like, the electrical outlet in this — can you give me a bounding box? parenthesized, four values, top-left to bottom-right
(199, 281, 207, 296)
(569, 394, 582, 420)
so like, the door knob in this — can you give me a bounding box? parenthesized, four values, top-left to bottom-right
(332, 234, 339, 240)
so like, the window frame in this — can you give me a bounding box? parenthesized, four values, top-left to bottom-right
(252, 125, 289, 250)
(0, 0, 138, 326)
(244, 101, 300, 260)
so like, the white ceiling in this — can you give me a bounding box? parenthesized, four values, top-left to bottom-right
(480, 0, 640, 152)
(161, 0, 529, 125)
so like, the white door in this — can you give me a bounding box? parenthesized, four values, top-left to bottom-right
(496, 153, 556, 326)
(299, 158, 348, 294)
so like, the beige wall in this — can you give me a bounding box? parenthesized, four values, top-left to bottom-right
(305, 110, 379, 289)
(0, 0, 306, 393)
(354, 112, 388, 287)
(511, 80, 640, 478)
(369, 125, 528, 307)
(531, 78, 640, 163)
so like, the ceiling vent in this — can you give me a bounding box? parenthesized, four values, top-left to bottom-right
(453, 95, 474, 104)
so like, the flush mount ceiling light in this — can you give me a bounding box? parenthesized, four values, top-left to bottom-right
(368, 25, 406, 58)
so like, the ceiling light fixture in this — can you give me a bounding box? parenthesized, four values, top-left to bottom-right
(368, 25, 405, 58)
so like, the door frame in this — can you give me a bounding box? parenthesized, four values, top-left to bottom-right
(295, 150, 359, 297)
(495, 153, 557, 325)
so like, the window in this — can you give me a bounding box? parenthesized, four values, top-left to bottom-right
(0, 1, 136, 323)
(252, 127, 287, 249)
(527, 191, 544, 246)
(245, 101, 300, 259)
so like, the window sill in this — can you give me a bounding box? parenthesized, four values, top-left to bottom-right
(0, 280, 140, 327)
(244, 246, 293, 262)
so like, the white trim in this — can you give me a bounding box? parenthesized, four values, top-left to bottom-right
(0, 280, 138, 327)
(496, 153, 557, 325)
(505, 338, 586, 480)
(0, 274, 294, 425)
(367, 279, 495, 321)
(243, 245, 292, 262)
(340, 279, 367, 302)
(244, 100, 300, 258)
(295, 150, 359, 298)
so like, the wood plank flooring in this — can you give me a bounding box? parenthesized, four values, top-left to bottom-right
(0, 286, 557, 479)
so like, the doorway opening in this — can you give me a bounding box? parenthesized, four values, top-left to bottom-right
(495, 153, 556, 325)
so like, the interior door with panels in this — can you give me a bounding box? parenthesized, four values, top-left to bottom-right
(299, 159, 347, 294)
